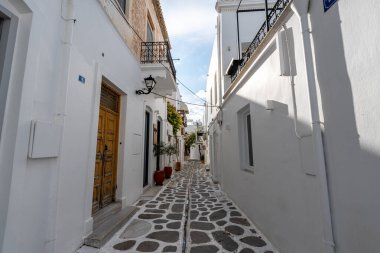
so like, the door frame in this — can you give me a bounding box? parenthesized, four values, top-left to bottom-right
(91, 82, 121, 214)
(84, 70, 130, 236)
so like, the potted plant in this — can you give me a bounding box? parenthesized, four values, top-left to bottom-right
(175, 159, 181, 171)
(153, 142, 166, 185)
(163, 143, 177, 178)
(185, 132, 196, 159)
(175, 140, 181, 171)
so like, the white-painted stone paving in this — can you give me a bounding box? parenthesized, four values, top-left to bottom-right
(99, 162, 278, 253)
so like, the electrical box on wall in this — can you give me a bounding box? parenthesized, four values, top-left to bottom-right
(277, 28, 297, 77)
(277, 31, 291, 76)
(28, 120, 63, 159)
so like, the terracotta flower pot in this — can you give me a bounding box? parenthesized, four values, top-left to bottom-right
(154, 170, 165, 186)
(164, 166, 173, 179)
(175, 162, 181, 171)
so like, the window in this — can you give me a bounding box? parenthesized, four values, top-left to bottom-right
(146, 16, 154, 61)
(146, 14, 154, 42)
(238, 105, 254, 171)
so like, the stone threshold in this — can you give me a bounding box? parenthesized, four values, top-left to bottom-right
(84, 204, 139, 248)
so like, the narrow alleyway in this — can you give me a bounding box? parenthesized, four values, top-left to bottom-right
(100, 162, 277, 253)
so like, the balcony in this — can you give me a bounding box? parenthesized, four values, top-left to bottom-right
(226, 0, 291, 83)
(140, 42, 177, 95)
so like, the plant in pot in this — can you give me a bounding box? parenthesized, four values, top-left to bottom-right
(175, 140, 181, 171)
(163, 143, 177, 179)
(167, 102, 183, 172)
(153, 142, 166, 185)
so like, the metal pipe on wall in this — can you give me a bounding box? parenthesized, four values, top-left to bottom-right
(292, 1, 335, 252)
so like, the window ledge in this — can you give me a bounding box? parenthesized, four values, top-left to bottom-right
(242, 167, 254, 174)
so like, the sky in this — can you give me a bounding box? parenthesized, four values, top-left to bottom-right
(160, 0, 217, 124)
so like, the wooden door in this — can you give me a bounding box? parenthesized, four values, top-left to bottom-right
(92, 85, 119, 214)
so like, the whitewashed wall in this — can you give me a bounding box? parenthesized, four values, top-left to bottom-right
(208, 0, 380, 252)
(308, 1, 380, 252)
(0, 0, 172, 253)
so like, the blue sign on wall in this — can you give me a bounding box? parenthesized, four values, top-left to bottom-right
(78, 75, 86, 84)
(324, 0, 338, 12)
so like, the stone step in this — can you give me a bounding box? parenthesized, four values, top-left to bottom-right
(93, 202, 122, 229)
(84, 206, 139, 248)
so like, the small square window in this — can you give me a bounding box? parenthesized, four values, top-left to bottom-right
(238, 105, 254, 172)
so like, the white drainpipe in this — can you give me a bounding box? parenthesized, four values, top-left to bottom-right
(292, 1, 335, 252)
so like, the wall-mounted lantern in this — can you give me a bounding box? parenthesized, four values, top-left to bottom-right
(136, 75, 156, 95)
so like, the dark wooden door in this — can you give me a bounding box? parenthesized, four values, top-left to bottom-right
(143, 111, 150, 187)
(156, 120, 161, 170)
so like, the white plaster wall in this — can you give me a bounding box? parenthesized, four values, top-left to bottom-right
(0, 1, 32, 251)
(220, 11, 239, 92)
(211, 1, 380, 252)
(218, 6, 269, 94)
(238, 11, 266, 51)
(1, 0, 68, 252)
(215, 11, 326, 252)
(307, 1, 380, 252)
(206, 38, 219, 127)
(0, 0, 174, 253)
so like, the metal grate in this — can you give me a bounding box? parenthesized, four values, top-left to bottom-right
(100, 86, 119, 113)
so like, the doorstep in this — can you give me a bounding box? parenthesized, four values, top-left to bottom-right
(84, 204, 139, 248)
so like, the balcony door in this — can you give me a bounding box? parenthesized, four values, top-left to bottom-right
(146, 19, 154, 61)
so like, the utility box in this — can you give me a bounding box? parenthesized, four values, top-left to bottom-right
(28, 120, 63, 159)
(277, 28, 297, 76)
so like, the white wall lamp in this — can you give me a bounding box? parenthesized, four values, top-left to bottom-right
(136, 75, 156, 95)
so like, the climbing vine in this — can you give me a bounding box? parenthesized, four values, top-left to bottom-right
(185, 132, 196, 155)
(167, 102, 183, 135)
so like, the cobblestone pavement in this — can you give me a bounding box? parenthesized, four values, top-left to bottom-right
(100, 162, 278, 253)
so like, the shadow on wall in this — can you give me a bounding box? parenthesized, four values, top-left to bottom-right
(219, 84, 380, 252)
(216, 7, 380, 249)
(309, 4, 380, 252)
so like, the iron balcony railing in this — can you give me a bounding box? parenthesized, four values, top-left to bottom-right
(230, 0, 291, 81)
(141, 41, 176, 79)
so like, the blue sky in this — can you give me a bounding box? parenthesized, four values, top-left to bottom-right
(160, 0, 217, 123)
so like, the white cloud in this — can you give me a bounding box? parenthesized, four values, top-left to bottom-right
(180, 91, 206, 124)
(188, 104, 205, 123)
(161, 0, 215, 123)
(161, 0, 217, 42)
(195, 89, 206, 99)
(198, 74, 208, 83)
